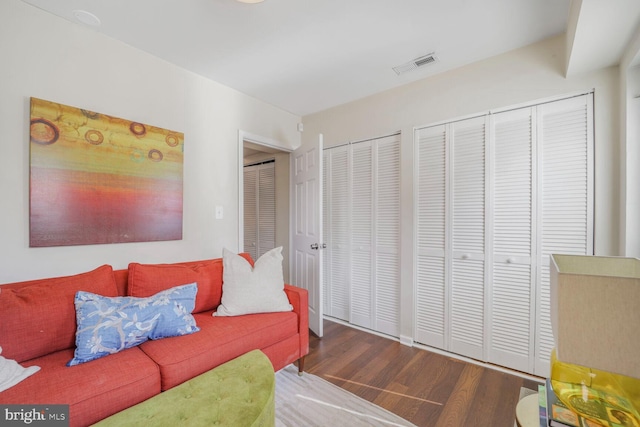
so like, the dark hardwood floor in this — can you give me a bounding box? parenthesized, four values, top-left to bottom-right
(304, 320, 542, 427)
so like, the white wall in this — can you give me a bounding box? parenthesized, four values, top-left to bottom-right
(0, 0, 301, 283)
(619, 66, 640, 258)
(302, 34, 620, 340)
(619, 25, 640, 257)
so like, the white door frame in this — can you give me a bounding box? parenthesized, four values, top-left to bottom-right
(237, 130, 291, 253)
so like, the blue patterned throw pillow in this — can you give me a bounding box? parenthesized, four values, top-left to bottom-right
(68, 283, 199, 366)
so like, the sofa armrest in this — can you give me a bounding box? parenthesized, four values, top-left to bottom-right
(284, 284, 309, 358)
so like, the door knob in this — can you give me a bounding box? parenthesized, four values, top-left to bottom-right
(311, 243, 318, 250)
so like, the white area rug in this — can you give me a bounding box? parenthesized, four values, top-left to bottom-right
(275, 365, 417, 427)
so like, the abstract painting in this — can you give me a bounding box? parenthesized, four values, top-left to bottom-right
(29, 97, 184, 247)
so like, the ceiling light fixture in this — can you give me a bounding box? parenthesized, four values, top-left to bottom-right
(72, 10, 101, 27)
(236, 0, 264, 3)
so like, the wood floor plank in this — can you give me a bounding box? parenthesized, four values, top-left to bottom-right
(434, 362, 484, 426)
(463, 367, 519, 427)
(306, 320, 543, 427)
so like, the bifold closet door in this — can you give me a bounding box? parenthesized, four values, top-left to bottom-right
(347, 135, 401, 335)
(415, 124, 447, 349)
(257, 165, 276, 257)
(244, 167, 258, 261)
(534, 94, 593, 376)
(488, 107, 535, 373)
(323, 147, 350, 321)
(414, 116, 488, 361)
(243, 162, 275, 261)
(449, 116, 488, 361)
(414, 94, 593, 375)
(350, 142, 373, 329)
(323, 135, 401, 337)
(374, 135, 401, 336)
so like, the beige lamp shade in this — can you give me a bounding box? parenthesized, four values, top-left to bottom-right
(550, 254, 640, 380)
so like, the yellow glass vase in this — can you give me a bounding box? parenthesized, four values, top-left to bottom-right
(550, 349, 640, 426)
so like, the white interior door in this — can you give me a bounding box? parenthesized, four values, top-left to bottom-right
(291, 134, 324, 338)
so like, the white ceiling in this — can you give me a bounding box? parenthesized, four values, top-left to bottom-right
(19, 0, 640, 116)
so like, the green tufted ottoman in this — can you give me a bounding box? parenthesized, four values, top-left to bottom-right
(92, 350, 275, 427)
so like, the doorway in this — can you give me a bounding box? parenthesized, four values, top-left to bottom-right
(238, 132, 291, 282)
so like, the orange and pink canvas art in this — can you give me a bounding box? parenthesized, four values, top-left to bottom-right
(29, 97, 183, 247)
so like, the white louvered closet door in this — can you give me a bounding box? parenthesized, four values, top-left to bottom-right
(414, 124, 448, 348)
(450, 116, 489, 361)
(535, 94, 594, 376)
(243, 167, 258, 261)
(489, 107, 535, 372)
(374, 135, 401, 336)
(322, 151, 330, 315)
(257, 165, 276, 257)
(323, 146, 350, 321)
(413, 94, 593, 375)
(244, 162, 275, 260)
(323, 134, 400, 337)
(350, 142, 373, 329)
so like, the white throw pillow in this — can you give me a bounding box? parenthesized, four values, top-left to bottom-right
(215, 247, 293, 316)
(0, 347, 40, 393)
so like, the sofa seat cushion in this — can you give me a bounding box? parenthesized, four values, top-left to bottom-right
(140, 311, 298, 390)
(0, 347, 160, 427)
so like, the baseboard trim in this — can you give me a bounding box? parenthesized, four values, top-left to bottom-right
(399, 335, 414, 347)
(411, 342, 544, 383)
(323, 316, 399, 342)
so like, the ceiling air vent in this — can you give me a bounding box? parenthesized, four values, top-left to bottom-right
(392, 53, 438, 76)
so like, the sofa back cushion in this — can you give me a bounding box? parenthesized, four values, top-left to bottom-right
(127, 255, 252, 313)
(0, 265, 119, 363)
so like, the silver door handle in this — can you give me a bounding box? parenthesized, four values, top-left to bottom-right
(311, 243, 318, 250)
(310, 243, 327, 250)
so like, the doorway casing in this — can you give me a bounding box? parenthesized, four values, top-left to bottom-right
(237, 130, 292, 280)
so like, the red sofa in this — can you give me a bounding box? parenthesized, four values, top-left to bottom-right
(0, 255, 309, 426)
